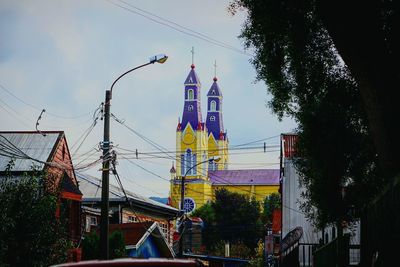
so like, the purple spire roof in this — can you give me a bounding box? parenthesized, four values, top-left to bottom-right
(206, 78, 224, 139)
(207, 78, 222, 96)
(181, 65, 203, 130)
(184, 64, 200, 85)
(209, 169, 280, 185)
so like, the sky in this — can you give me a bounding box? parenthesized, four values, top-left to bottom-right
(0, 0, 297, 198)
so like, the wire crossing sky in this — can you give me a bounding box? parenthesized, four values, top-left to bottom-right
(0, 0, 296, 197)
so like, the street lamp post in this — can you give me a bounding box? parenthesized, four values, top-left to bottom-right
(178, 157, 220, 257)
(100, 54, 168, 260)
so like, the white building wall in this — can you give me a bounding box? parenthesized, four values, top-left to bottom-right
(282, 159, 320, 244)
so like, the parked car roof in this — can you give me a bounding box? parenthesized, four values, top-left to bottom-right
(52, 258, 203, 267)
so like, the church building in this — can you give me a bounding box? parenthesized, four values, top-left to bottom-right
(169, 63, 279, 213)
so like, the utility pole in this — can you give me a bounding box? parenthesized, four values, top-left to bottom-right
(99, 54, 168, 260)
(100, 89, 111, 259)
(178, 157, 220, 257)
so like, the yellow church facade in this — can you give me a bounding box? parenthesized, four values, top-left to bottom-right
(169, 63, 279, 213)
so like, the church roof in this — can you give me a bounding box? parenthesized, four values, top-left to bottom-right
(209, 169, 280, 185)
(184, 64, 200, 85)
(207, 78, 222, 97)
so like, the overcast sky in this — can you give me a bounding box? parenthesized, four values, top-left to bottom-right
(0, 0, 296, 198)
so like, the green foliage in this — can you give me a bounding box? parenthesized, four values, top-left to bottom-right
(109, 230, 126, 259)
(191, 202, 218, 250)
(0, 172, 71, 267)
(82, 230, 126, 260)
(262, 193, 281, 224)
(248, 240, 265, 267)
(229, 0, 385, 227)
(192, 189, 263, 257)
(82, 231, 100, 260)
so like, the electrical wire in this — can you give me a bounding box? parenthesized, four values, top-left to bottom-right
(107, 0, 252, 57)
(0, 83, 94, 119)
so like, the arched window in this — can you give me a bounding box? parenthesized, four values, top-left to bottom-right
(210, 116, 216, 122)
(209, 161, 217, 171)
(182, 149, 197, 175)
(210, 100, 217, 111)
(188, 89, 194, 100)
(188, 105, 193, 111)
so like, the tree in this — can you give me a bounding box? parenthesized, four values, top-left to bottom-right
(228, 0, 389, 227)
(0, 170, 71, 266)
(192, 189, 263, 256)
(230, 0, 399, 179)
(191, 202, 218, 251)
(81, 230, 126, 260)
(262, 193, 281, 224)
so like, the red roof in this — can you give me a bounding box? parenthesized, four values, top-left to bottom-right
(109, 222, 154, 246)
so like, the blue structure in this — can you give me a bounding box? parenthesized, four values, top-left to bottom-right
(110, 222, 175, 259)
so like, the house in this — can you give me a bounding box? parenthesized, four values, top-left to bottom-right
(280, 133, 361, 266)
(109, 222, 175, 258)
(77, 172, 179, 245)
(0, 131, 82, 243)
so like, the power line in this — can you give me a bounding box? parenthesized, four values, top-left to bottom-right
(107, 0, 252, 57)
(0, 83, 94, 119)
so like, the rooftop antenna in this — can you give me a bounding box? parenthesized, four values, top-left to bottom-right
(35, 109, 46, 136)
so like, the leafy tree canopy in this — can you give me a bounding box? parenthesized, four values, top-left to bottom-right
(0, 169, 71, 266)
(262, 192, 281, 224)
(228, 0, 394, 227)
(192, 189, 263, 256)
(82, 230, 126, 260)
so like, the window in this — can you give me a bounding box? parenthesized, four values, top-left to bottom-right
(188, 89, 194, 100)
(90, 217, 97, 225)
(182, 149, 197, 175)
(188, 105, 193, 111)
(157, 222, 168, 238)
(210, 100, 217, 111)
(85, 216, 98, 232)
(209, 161, 217, 171)
(210, 116, 216, 122)
(128, 216, 138, 223)
(182, 198, 196, 213)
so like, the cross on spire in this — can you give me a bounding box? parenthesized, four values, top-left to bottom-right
(191, 47, 195, 65)
(213, 60, 218, 81)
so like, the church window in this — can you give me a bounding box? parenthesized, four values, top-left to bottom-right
(209, 161, 217, 171)
(182, 197, 196, 213)
(182, 149, 197, 175)
(210, 116, 216, 122)
(188, 105, 193, 111)
(188, 89, 194, 100)
(210, 100, 217, 111)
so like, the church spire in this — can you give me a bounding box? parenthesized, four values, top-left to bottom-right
(181, 49, 202, 131)
(206, 62, 224, 140)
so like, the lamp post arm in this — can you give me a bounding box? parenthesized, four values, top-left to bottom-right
(110, 62, 153, 95)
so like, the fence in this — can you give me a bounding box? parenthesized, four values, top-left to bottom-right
(298, 243, 318, 267)
(360, 174, 400, 266)
(313, 234, 350, 267)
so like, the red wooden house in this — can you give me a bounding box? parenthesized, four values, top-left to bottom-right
(0, 131, 82, 243)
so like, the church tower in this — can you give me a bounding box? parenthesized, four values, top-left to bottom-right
(170, 63, 212, 213)
(206, 73, 229, 171)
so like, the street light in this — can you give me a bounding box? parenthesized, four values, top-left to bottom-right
(100, 54, 168, 260)
(178, 157, 220, 257)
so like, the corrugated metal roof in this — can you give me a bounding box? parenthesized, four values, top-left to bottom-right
(0, 132, 61, 172)
(209, 169, 280, 185)
(76, 172, 178, 213)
